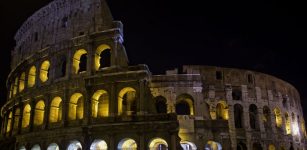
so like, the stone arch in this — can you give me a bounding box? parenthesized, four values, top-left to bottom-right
(28, 66, 36, 88)
(154, 96, 167, 114)
(118, 87, 137, 116)
(234, 104, 244, 128)
(47, 143, 60, 150)
(19, 72, 26, 92)
(34, 100, 45, 126)
(95, 44, 111, 70)
(22, 104, 31, 128)
(148, 137, 168, 150)
(216, 102, 228, 120)
(67, 140, 82, 150)
(6, 111, 12, 133)
(180, 141, 197, 150)
(69, 93, 84, 120)
(175, 94, 194, 115)
(205, 140, 222, 150)
(274, 107, 282, 128)
(285, 112, 291, 134)
(263, 106, 271, 130)
(249, 104, 258, 129)
(13, 108, 21, 131)
(31, 144, 41, 150)
(90, 139, 108, 150)
(268, 144, 276, 150)
(73, 49, 87, 74)
(40, 60, 50, 83)
(49, 97, 63, 123)
(92, 90, 109, 118)
(117, 138, 137, 150)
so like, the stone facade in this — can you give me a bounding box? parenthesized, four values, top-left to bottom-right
(0, 0, 306, 150)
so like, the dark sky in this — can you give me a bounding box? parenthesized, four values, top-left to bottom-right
(0, 0, 307, 122)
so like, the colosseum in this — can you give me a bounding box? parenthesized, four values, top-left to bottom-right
(0, 0, 306, 150)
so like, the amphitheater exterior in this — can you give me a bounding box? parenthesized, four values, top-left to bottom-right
(0, 0, 306, 150)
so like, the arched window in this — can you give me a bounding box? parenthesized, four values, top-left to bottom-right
(55, 56, 66, 78)
(6, 111, 12, 133)
(268, 144, 276, 150)
(118, 138, 137, 150)
(19, 72, 25, 92)
(148, 138, 168, 150)
(13, 77, 18, 96)
(40, 60, 50, 82)
(69, 93, 84, 120)
(13, 108, 21, 131)
(282, 97, 288, 109)
(31, 144, 41, 150)
(73, 49, 87, 74)
(90, 139, 108, 150)
(232, 89, 242, 100)
(216, 103, 228, 120)
(118, 87, 137, 116)
(249, 104, 258, 129)
(263, 106, 271, 130)
(180, 141, 197, 150)
(205, 141, 222, 150)
(285, 112, 291, 134)
(154, 96, 167, 114)
(234, 104, 243, 128)
(274, 108, 282, 128)
(175, 94, 194, 115)
(9, 83, 13, 98)
(34, 100, 45, 126)
(22, 104, 31, 128)
(47, 143, 59, 150)
(67, 140, 82, 150)
(95, 44, 111, 70)
(252, 143, 262, 150)
(92, 90, 109, 118)
(49, 97, 63, 123)
(28, 66, 36, 87)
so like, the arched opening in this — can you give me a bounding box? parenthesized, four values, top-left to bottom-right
(263, 106, 271, 130)
(90, 139, 108, 150)
(92, 90, 109, 118)
(13, 108, 21, 131)
(175, 94, 194, 115)
(73, 49, 87, 74)
(118, 138, 137, 150)
(232, 89, 242, 100)
(154, 96, 167, 114)
(252, 143, 262, 150)
(9, 83, 13, 98)
(6, 111, 12, 133)
(237, 142, 247, 150)
(249, 104, 258, 130)
(285, 112, 291, 134)
(268, 144, 276, 150)
(69, 93, 84, 120)
(216, 103, 228, 120)
(205, 141, 222, 150)
(31, 144, 41, 150)
(118, 87, 137, 116)
(34, 100, 45, 126)
(55, 56, 67, 78)
(274, 108, 282, 128)
(47, 143, 60, 150)
(95, 44, 111, 70)
(180, 141, 197, 150)
(282, 98, 288, 109)
(49, 97, 63, 123)
(22, 104, 31, 128)
(67, 140, 82, 150)
(40, 60, 50, 82)
(28, 66, 36, 87)
(148, 138, 168, 150)
(19, 146, 26, 150)
(234, 104, 244, 128)
(19, 72, 26, 92)
(13, 77, 18, 96)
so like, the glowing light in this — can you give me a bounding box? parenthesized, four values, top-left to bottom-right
(28, 66, 36, 87)
(19, 72, 25, 92)
(148, 138, 168, 150)
(95, 44, 111, 70)
(292, 121, 300, 136)
(40, 60, 50, 82)
(49, 97, 62, 123)
(22, 104, 31, 128)
(34, 100, 45, 126)
(90, 140, 108, 150)
(118, 87, 136, 115)
(118, 138, 137, 150)
(67, 141, 82, 150)
(274, 108, 282, 128)
(69, 93, 84, 120)
(92, 90, 109, 118)
(72, 49, 87, 74)
(180, 141, 197, 150)
(47, 143, 59, 150)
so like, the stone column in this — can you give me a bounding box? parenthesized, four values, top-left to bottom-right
(227, 104, 237, 150)
(138, 80, 145, 115)
(109, 83, 116, 117)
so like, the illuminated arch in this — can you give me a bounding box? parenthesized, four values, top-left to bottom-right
(31, 144, 41, 150)
(268, 144, 276, 150)
(90, 139, 108, 150)
(19, 146, 26, 150)
(148, 138, 168, 150)
(67, 140, 82, 150)
(118, 87, 137, 115)
(69, 93, 84, 120)
(13, 108, 21, 131)
(34, 100, 45, 126)
(234, 104, 244, 128)
(13, 77, 18, 96)
(95, 44, 111, 70)
(9, 84, 13, 98)
(73, 49, 87, 74)
(6, 111, 12, 133)
(175, 94, 194, 115)
(19, 72, 26, 92)
(285, 112, 291, 134)
(49, 97, 63, 123)
(180, 141, 197, 150)
(22, 104, 31, 128)
(274, 108, 282, 128)
(47, 143, 60, 150)
(154, 96, 168, 114)
(216, 102, 228, 120)
(28, 66, 36, 87)
(40, 60, 50, 82)
(117, 138, 137, 150)
(92, 90, 109, 118)
(205, 141, 222, 150)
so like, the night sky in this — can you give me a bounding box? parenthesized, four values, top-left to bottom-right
(0, 0, 306, 122)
